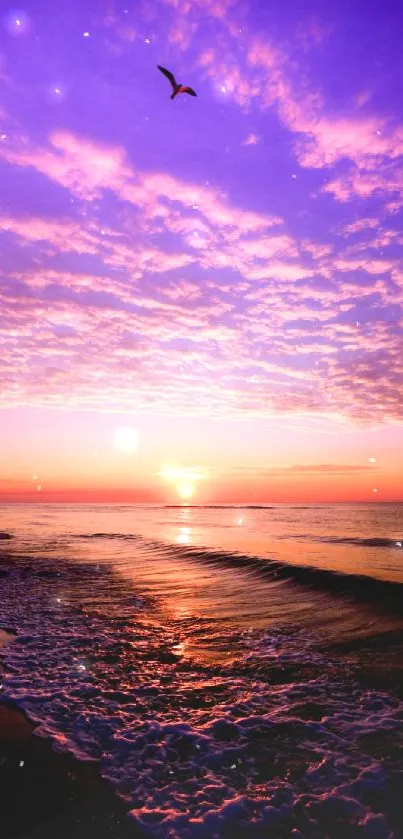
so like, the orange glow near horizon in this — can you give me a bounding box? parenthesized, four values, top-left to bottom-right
(0, 407, 403, 504)
(1, 464, 403, 504)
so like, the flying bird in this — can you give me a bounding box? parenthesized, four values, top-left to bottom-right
(157, 65, 197, 100)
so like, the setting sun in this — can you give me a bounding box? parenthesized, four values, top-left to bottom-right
(178, 483, 193, 499)
(160, 464, 207, 501)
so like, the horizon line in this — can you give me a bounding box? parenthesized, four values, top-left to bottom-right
(1, 500, 403, 507)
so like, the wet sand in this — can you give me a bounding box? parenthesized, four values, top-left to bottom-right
(0, 631, 137, 839)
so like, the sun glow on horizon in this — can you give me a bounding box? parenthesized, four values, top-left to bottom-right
(160, 463, 207, 501)
(178, 483, 194, 499)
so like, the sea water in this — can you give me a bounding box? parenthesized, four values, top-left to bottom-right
(1, 503, 403, 838)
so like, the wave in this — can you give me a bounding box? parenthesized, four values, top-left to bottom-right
(77, 532, 403, 612)
(78, 532, 403, 549)
(324, 536, 403, 548)
(176, 545, 403, 609)
(286, 534, 403, 548)
(78, 532, 141, 540)
(79, 531, 403, 551)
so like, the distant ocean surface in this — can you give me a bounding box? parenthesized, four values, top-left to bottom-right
(1, 503, 403, 838)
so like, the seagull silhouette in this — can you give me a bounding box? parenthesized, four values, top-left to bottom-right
(157, 65, 197, 100)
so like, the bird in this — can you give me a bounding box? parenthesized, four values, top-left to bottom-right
(157, 65, 197, 100)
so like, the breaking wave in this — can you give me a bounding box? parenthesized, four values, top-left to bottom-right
(78, 531, 403, 612)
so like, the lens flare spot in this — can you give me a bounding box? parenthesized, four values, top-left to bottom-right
(4, 10, 31, 36)
(113, 426, 139, 453)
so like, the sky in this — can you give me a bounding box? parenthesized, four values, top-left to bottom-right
(0, 0, 402, 504)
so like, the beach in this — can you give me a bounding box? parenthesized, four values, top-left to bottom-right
(0, 631, 137, 839)
(1, 503, 403, 838)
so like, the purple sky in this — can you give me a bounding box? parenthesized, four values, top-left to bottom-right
(0, 0, 403, 502)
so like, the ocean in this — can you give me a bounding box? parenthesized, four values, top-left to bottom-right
(1, 503, 403, 838)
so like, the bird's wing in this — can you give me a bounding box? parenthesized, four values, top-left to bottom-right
(157, 65, 177, 89)
(182, 86, 197, 96)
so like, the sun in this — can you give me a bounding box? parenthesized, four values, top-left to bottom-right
(178, 483, 193, 499)
(159, 463, 207, 502)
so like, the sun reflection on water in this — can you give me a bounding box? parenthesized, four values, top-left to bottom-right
(177, 526, 191, 545)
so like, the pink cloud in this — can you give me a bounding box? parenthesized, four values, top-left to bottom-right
(341, 218, 379, 235)
(138, 0, 241, 52)
(161, 0, 237, 19)
(98, 0, 403, 209)
(0, 131, 281, 237)
(264, 262, 312, 281)
(243, 38, 403, 178)
(0, 215, 98, 255)
(194, 27, 403, 193)
(237, 235, 298, 260)
(1, 131, 306, 295)
(334, 257, 394, 275)
(1, 127, 402, 425)
(0, 131, 129, 200)
(323, 165, 403, 207)
(255, 463, 379, 475)
(242, 133, 260, 146)
(161, 280, 203, 301)
(1, 286, 402, 421)
(300, 241, 334, 260)
(296, 118, 403, 169)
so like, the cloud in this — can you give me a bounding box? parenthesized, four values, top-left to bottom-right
(242, 133, 260, 146)
(0, 130, 281, 232)
(269, 463, 379, 474)
(0, 215, 99, 255)
(187, 15, 403, 217)
(341, 218, 380, 235)
(231, 463, 379, 476)
(323, 164, 403, 209)
(296, 119, 403, 170)
(0, 127, 402, 425)
(0, 1, 401, 441)
(99, 0, 403, 215)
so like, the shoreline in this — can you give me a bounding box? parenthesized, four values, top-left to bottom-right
(0, 631, 138, 839)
